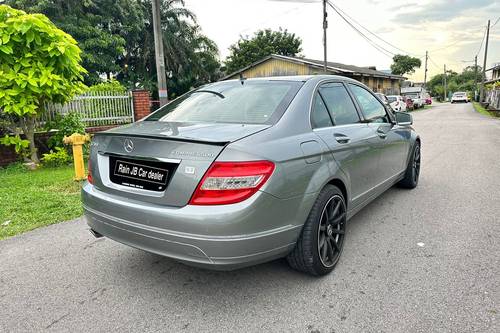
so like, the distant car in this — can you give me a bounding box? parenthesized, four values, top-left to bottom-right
(403, 96, 414, 111)
(387, 95, 407, 112)
(375, 93, 394, 112)
(451, 92, 468, 103)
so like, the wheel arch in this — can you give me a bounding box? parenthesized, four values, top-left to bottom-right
(327, 178, 348, 209)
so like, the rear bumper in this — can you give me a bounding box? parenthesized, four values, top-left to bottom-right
(82, 183, 314, 270)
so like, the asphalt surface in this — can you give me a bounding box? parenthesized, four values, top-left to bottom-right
(1, 102, 499, 333)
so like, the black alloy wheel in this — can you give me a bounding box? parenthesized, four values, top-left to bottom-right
(317, 195, 346, 268)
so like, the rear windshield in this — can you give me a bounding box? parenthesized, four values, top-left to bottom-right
(453, 92, 465, 96)
(146, 80, 303, 124)
(387, 96, 397, 102)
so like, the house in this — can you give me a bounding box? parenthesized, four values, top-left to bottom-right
(485, 62, 500, 111)
(485, 62, 500, 84)
(222, 54, 406, 95)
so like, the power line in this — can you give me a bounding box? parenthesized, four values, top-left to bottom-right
(475, 25, 487, 56)
(327, 1, 422, 57)
(326, 1, 396, 58)
(492, 16, 500, 27)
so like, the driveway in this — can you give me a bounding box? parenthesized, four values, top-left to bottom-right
(1, 102, 499, 333)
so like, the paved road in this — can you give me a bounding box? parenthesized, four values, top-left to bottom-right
(1, 102, 499, 333)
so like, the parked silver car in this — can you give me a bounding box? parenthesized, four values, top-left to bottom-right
(82, 75, 421, 276)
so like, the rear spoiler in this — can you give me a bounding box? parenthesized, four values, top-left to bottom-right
(92, 132, 229, 146)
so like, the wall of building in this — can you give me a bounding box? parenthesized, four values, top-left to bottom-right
(228, 59, 315, 79)
(228, 58, 401, 95)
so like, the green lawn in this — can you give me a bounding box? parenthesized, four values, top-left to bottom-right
(0, 164, 83, 240)
(473, 101, 499, 118)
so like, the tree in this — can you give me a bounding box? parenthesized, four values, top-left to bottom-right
(425, 66, 484, 101)
(224, 28, 302, 74)
(6, 0, 142, 84)
(0, 5, 86, 163)
(8, 0, 221, 97)
(117, 0, 221, 98)
(390, 54, 422, 76)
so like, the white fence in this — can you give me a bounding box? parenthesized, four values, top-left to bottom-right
(41, 91, 134, 127)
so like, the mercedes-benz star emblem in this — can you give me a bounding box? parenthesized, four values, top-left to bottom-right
(124, 139, 134, 153)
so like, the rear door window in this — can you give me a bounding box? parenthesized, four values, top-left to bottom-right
(311, 93, 333, 128)
(318, 83, 360, 126)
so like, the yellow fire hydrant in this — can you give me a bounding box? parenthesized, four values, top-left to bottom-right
(63, 133, 90, 181)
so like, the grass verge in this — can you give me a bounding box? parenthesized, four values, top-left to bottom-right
(473, 101, 499, 118)
(0, 163, 83, 240)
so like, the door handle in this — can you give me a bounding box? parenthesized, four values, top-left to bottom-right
(376, 128, 387, 139)
(334, 133, 351, 144)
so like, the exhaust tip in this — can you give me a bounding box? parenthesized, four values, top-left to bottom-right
(89, 228, 104, 238)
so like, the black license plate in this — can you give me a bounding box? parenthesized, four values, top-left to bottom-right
(109, 156, 170, 191)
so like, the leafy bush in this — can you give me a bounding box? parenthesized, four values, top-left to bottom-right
(45, 112, 85, 149)
(0, 4, 86, 164)
(41, 147, 72, 167)
(0, 134, 29, 155)
(88, 79, 126, 93)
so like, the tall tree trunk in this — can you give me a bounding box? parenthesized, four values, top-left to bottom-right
(20, 116, 39, 164)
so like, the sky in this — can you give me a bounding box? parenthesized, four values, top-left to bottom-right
(184, 0, 500, 81)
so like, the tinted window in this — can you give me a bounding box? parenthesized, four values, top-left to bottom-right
(387, 96, 397, 103)
(349, 84, 389, 123)
(319, 83, 359, 125)
(146, 81, 302, 124)
(311, 93, 333, 128)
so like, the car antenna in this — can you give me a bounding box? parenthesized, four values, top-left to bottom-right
(239, 73, 246, 85)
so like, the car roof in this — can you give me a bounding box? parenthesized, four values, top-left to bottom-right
(222, 75, 361, 84)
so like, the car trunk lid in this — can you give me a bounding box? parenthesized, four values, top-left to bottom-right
(90, 121, 270, 207)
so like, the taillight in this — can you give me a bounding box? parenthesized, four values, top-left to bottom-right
(189, 161, 275, 205)
(87, 159, 93, 184)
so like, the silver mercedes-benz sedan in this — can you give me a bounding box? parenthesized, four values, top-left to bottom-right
(82, 75, 421, 276)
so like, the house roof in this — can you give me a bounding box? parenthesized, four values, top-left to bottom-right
(486, 62, 500, 72)
(222, 54, 406, 81)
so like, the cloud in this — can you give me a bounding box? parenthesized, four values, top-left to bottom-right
(391, 0, 496, 24)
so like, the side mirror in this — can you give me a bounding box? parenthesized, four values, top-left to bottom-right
(395, 111, 413, 126)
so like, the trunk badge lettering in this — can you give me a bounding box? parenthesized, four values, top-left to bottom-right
(124, 139, 134, 153)
(185, 166, 195, 174)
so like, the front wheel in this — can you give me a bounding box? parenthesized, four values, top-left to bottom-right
(398, 141, 421, 189)
(287, 185, 347, 276)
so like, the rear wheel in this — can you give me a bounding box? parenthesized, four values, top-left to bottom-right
(398, 141, 421, 189)
(287, 185, 346, 276)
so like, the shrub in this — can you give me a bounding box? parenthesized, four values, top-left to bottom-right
(88, 79, 127, 93)
(41, 147, 72, 167)
(45, 112, 85, 149)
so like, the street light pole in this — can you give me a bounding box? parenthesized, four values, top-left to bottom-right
(443, 64, 447, 102)
(423, 50, 428, 88)
(323, 0, 328, 73)
(480, 19, 490, 103)
(152, 0, 168, 106)
(474, 55, 478, 101)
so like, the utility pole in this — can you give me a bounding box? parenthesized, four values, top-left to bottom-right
(474, 55, 478, 101)
(152, 0, 168, 106)
(443, 64, 447, 102)
(480, 19, 490, 103)
(322, 0, 328, 73)
(423, 50, 428, 88)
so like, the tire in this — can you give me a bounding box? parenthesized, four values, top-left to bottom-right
(398, 141, 421, 189)
(287, 185, 347, 276)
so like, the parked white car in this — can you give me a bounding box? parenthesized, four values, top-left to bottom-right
(451, 91, 468, 103)
(387, 95, 407, 112)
